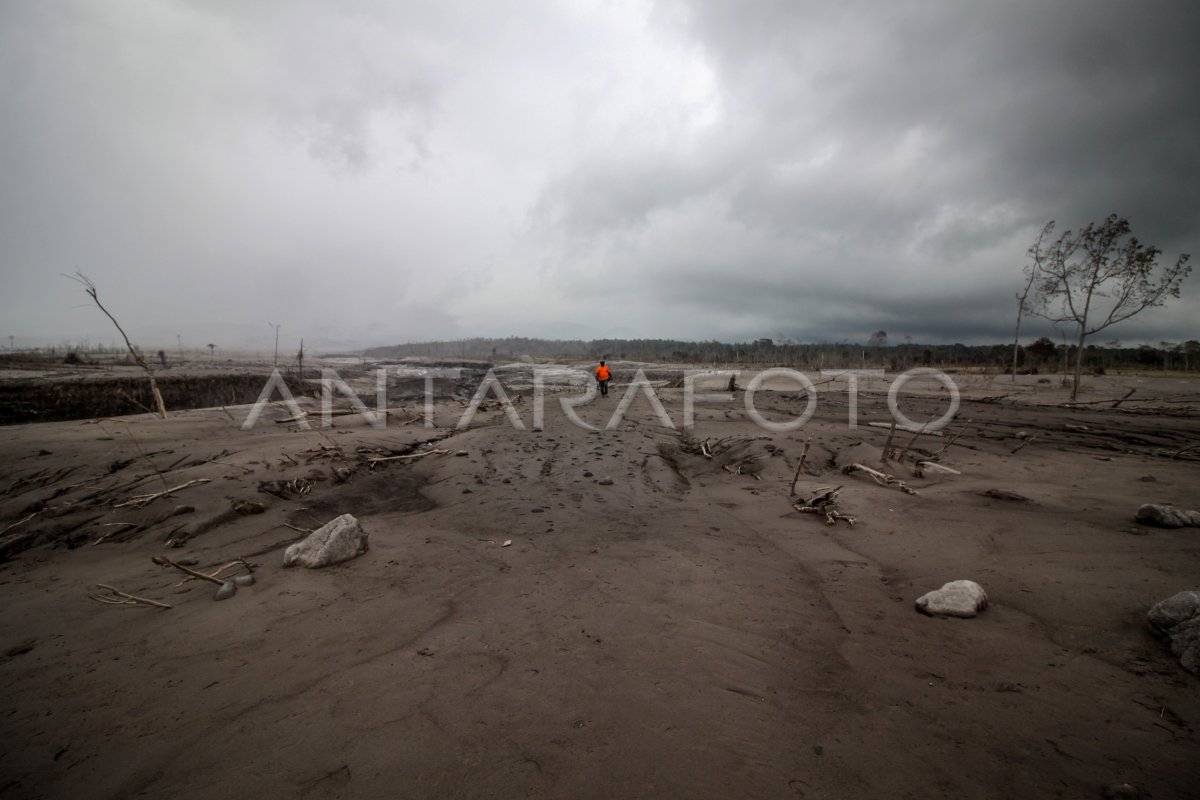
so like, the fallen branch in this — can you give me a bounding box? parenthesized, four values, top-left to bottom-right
(93, 522, 138, 545)
(152, 555, 225, 585)
(113, 478, 211, 509)
(1, 510, 41, 536)
(1010, 433, 1039, 455)
(895, 422, 932, 463)
(365, 448, 450, 464)
(1111, 388, 1137, 408)
(914, 461, 961, 478)
(930, 419, 972, 460)
(172, 558, 257, 587)
(867, 421, 942, 436)
(90, 584, 172, 609)
(843, 463, 917, 495)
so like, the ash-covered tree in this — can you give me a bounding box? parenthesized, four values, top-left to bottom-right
(1028, 214, 1191, 399)
(1013, 221, 1053, 380)
(868, 329, 887, 348)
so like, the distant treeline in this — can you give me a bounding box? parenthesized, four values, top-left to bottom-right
(364, 336, 1199, 372)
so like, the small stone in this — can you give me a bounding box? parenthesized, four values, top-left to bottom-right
(915, 580, 988, 618)
(1147, 590, 1200, 674)
(597, 477, 613, 486)
(214, 581, 237, 601)
(171, 505, 194, 516)
(1137, 475, 1156, 482)
(456, 450, 469, 457)
(283, 513, 369, 569)
(232, 574, 255, 587)
(1102, 783, 1142, 799)
(583, 471, 593, 477)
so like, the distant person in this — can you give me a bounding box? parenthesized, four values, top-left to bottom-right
(594, 360, 612, 396)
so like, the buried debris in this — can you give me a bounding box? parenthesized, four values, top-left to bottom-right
(1135, 504, 1200, 529)
(915, 580, 989, 618)
(1147, 590, 1200, 674)
(793, 485, 856, 527)
(981, 489, 1030, 502)
(283, 513, 369, 569)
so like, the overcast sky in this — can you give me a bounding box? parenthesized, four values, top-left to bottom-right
(2, 0, 1197, 351)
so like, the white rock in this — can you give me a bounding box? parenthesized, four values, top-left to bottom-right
(915, 580, 988, 618)
(1135, 504, 1200, 528)
(1147, 590, 1200, 674)
(283, 513, 369, 569)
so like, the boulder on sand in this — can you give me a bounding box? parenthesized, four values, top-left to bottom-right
(1147, 590, 1200, 674)
(1135, 504, 1200, 529)
(915, 580, 988, 618)
(283, 513, 369, 569)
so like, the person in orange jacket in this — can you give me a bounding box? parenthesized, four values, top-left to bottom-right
(594, 360, 612, 396)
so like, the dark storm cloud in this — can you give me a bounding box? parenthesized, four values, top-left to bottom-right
(0, 1, 1196, 350)
(535, 0, 1200, 343)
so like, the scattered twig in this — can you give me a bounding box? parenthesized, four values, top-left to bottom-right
(365, 448, 451, 463)
(90, 584, 172, 609)
(92, 522, 138, 545)
(930, 419, 972, 460)
(172, 558, 257, 586)
(867, 421, 942, 436)
(1111, 388, 1137, 408)
(896, 422, 931, 464)
(913, 461, 961, 478)
(1, 510, 42, 536)
(113, 478, 211, 509)
(843, 463, 917, 495)
(152, 555, 225, 585)
(1010, 433, 1040, 455)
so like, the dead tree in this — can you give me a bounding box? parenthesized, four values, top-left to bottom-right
(1028, 215, 1191, 400)
(68, 272, 168, 419)
(1012, 222, 1052, 381)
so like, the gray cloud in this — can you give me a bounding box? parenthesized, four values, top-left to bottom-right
(1, 0, 1196, 352)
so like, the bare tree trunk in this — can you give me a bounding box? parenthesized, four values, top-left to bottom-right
(68, 273, 168, 419)
(1011, 311, 1024, 382)
(1072, 324, 1087, 401)
(1012, 276, 1037, 381)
